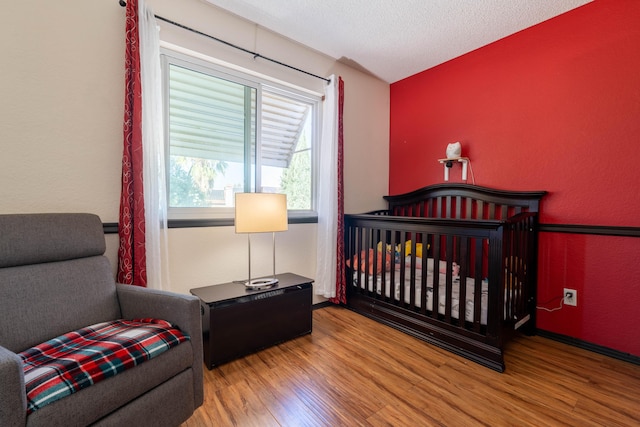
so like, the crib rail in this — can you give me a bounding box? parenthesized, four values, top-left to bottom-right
(345, 215, 503, 334)
(383, 183, 545, 220)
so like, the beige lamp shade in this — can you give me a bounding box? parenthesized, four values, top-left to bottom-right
(235, 193, 288, 233)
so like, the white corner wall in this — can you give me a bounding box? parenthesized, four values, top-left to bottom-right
(1, 0, 389, 299)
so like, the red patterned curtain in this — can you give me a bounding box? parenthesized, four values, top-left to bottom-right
(118, 0, 147, 287)
(330, 77, 345, 304)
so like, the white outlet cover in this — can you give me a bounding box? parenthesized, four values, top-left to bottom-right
(563, 288, 577, 306)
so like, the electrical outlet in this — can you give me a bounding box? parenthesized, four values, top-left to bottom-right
(564, 288, 577, 306)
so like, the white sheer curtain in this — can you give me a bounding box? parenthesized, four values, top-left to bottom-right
(139, 0, 170, 291)
(315, 75, 338, 298)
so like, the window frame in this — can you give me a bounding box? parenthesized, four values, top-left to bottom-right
(161, 49, 321, 224)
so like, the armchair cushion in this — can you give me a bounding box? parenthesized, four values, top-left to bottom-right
(25, 341, 195, 427)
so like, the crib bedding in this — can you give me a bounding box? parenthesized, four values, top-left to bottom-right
(353, 264, 488, 324)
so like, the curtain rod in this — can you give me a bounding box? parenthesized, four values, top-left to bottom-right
(119, 1, 331, 85)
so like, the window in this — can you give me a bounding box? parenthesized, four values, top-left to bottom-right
(162, 52, 320, 220)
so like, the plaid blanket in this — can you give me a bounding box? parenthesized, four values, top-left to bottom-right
(19, 318, 189, 414)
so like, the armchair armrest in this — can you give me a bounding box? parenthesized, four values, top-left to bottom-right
(0, 345, 27, 426)
(115, 284, 204, 407)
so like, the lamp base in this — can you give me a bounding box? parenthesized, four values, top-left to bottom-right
(244, 277, 279, 290)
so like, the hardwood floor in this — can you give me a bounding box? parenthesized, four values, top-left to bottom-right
(182, 305, 640, 426)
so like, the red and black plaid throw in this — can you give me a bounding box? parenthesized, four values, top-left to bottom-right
(19, 318, 189, 414)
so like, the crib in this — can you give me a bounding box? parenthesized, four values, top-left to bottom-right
(344, 183, 546, 372)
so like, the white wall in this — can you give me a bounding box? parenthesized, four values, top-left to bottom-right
(0, 1, 124, 217)
(0, 0, 389, 300)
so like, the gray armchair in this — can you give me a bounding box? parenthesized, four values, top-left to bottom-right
(0, 213, 203, 427)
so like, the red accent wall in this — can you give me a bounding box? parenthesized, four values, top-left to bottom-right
(389, 1, 640, 356)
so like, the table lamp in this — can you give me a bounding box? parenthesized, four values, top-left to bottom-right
(235, 193, 288, 288)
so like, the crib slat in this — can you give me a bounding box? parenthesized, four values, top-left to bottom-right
(409, 238, 417, 308)
(444, 235, 454, 323)
(431, 234, 441, 320)
(368, 229, 376, 290)
(488, 203, 496, 219)
(510, 224, 517, 318)
(465, 197, 473, 219)
(473, 237, 484, 332)
(513, 217, 531, 321)
(398, 233, 406, 306)
(354, 226, 363, 296)
(487, 231, 503, 338)
(458, 236, 469, 327)
(380, 228, 388, 302)
(420, 246, 428, 315)
(388, 232, 396, 302)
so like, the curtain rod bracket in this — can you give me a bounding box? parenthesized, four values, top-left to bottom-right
(119, 0, 126, 6)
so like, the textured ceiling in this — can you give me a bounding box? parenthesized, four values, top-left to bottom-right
(203, 0, 591, 83)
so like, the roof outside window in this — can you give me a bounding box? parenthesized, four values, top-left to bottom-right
(168, 64, 309, 168)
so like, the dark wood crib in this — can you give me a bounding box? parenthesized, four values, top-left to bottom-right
(344, 183, 546, 372)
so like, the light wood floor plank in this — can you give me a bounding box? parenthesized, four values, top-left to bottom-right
(182, 305, 640, 426)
